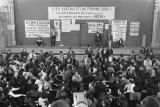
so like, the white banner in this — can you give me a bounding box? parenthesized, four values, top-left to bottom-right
(88, 22, 104, 33)
(130, 22, 140, 36)
(112, 20, 127, 41)
(48, 7, 115, 20)
(54, 20, 60, 29)
(61, 20, 80, 32)
(25, 20, 50, 38)
(0, 0, 13, 12)
(73, 92, 88, 107)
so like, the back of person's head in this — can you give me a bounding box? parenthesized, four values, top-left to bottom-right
(141, 96, 160, 107)
(32, 84, 38, 91)
(51, 100, 70, 107)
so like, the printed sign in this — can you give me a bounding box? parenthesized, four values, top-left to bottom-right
(130, 22, 140, 36)
(61, 20, 80, 32)
(25, 20, 50, 38)
(88, 22, 104, 33)
(48, 7, 115, 20)
(112, 20, 127, 41)
(73, 92, 88, 107)
(0, 0, 13, 12)
(54, 20, 60, 29)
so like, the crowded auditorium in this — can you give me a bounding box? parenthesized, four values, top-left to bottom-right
(1, 0, 160, 107)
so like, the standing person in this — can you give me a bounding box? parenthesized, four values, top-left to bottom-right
(67, 47, 75, 59)
(95, 31, 102, 47)
(84, 53, 91, 75)
(85, 45, 93, 58)
(20, 48, 28, 61)
(50, 27, 57, 46)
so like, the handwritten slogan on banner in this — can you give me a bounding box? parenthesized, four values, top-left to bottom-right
(73, 92, 88, 107)
(130, 22, 140, 36)
(0, 0, 13, 12)
(48, 7, 115, 20)
(112, 20, 127, 41)
(25, 20, 50, 38)
(88, 22, 104, 33)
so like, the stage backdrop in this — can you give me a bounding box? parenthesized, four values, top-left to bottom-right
(14, 0, 154, 47)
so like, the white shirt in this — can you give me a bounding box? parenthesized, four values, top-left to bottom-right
(84, 57, 91, 66)
(124, 83, 135, 93)
(144, 59, 152, 67)
(28, 53, 37, 59)
(35, 79, 44, 92)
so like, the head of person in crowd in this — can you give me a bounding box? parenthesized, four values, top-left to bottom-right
(141, 96, 160, 107)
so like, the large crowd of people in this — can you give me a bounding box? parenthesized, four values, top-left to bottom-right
(0, 46, 160, 107)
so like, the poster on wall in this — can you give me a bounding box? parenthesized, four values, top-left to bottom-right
(105, 24, 109, 30)
(73, 92, 88, 107)
(130, 22, 140, 36)
(61, 20, 80, 32)
(54, 20, 60, 28)
(0, 0, 13, 12)
(111, 20, 127, 41)
(48, 7, 115, 20)
(25, 20, 50, 38)
(61, 20, 72, 32)
(88, 22, 104, 33)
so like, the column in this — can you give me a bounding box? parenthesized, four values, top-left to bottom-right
(152, 0, 160, 48)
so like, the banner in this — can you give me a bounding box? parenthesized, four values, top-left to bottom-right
(25, 20, 50, 38)
(48, 7, 115, 20)
(130, 22, 140, 36)
(61, 20, 80, 32)
(61, 20, 72, 32)
(73, 92, 88, 107)
(0, 0, 13, 12)
(112, 20, 127, 41)
(54, 20, 60, 29)
(88, 22, 104, 33)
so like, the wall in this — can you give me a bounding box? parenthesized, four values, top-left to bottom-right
(14, 0, 155, 47)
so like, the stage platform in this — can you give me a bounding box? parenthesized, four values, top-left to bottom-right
(1, 45, 142, 55)
(1, 45, 160, 56)
(1, 45, 160, 60)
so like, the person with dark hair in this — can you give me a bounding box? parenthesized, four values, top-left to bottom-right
(50, 27, 57, 46)
(20, 48, 28, 62)
(36, 36, 43, 47)
(67, 47, 76, 59)
(141, 96, 160, 107)
(85, 45, 93, 58)
(51, 99, 70, 107)
(117, 38, 125, 48)
(25, 84, 43, 107)
(95, 31, 102, 47)
(5, 49, 12, 64)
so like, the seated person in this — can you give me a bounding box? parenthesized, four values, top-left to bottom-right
(36, 36, 43, 47)
(117, 38, 125, 48)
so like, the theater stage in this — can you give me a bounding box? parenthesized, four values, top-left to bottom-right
(1, 45, 160, 60)
(0, 45, 142, 55)
(1, 45, 160, 55)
